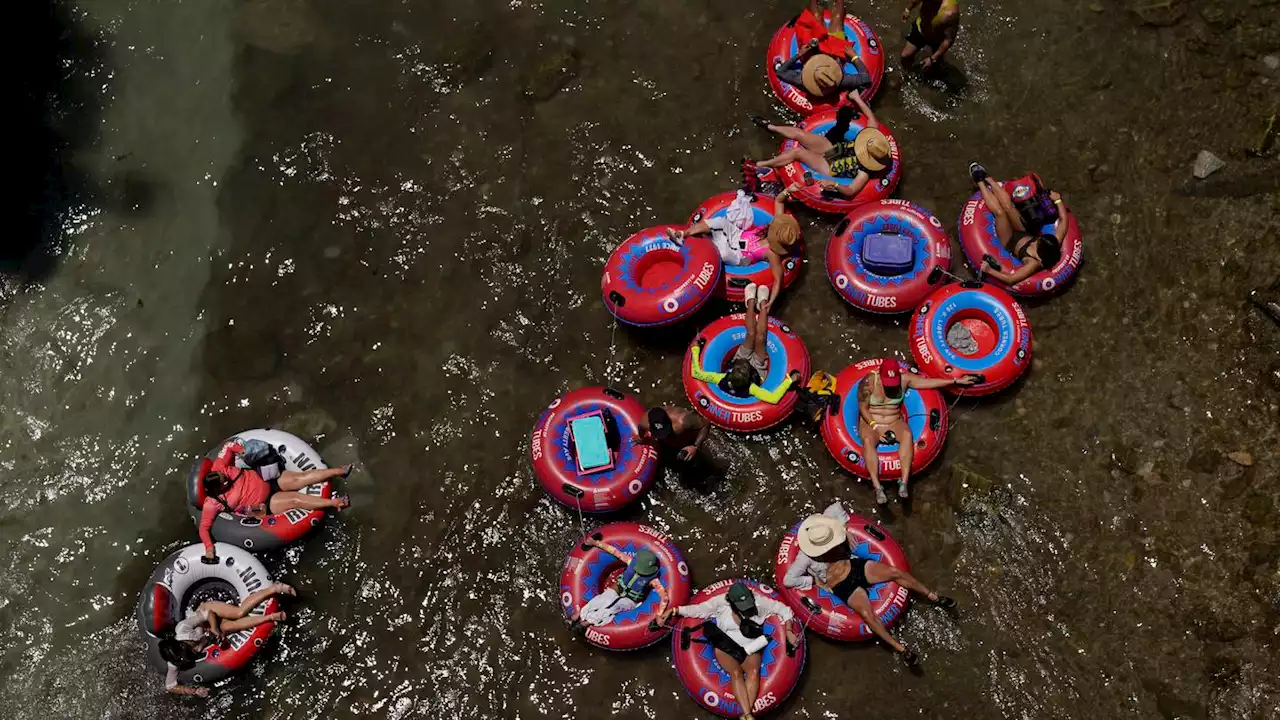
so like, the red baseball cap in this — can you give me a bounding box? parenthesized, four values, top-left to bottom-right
(880, 359, 902, 387)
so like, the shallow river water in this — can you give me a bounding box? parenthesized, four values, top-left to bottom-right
(2, 1, 1278, 719)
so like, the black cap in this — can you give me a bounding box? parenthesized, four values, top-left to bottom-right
(647, 407, 673, 440)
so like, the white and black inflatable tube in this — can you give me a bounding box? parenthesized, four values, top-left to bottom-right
(136, 542, 280, 685)
(185, 428, 332, 553)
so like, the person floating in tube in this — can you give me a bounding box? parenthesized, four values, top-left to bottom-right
(968, 163, 1067, 286)
(569, 536, 670, 632)
(660, 582, 801, 720)
(776, 0, 874, 100)
(689, 291, 800, 404)
(901, 0, 960, 73)
(859, 359, 978, 503)
(159, 582, 296, 696)
(666, 183, 803, 310)
(783, 502, 956, 667)
(750, 91, 890, 200)
(199, 441, 353, 562)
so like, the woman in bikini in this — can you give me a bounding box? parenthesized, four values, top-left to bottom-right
(787, 504, 955, 668)
(668, 183, 803, 311)
(160, 582, 295, 696)
(968, 162, 1067, 286)
(751, 91, 890, 200)
(859, 359, 977, 503)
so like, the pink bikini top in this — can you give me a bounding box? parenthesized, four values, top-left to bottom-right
(738, 226, 770, 263)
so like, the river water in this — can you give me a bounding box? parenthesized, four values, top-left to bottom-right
(2, 1, 1278, 718)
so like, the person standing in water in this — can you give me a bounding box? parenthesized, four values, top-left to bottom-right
(859, 359, 977, 503)
(901, 0, 960, 73)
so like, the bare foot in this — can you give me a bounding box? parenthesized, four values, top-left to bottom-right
(267, 611, 287, 622)
(273, 583, 296, 597)
(332, 495, 351, 511)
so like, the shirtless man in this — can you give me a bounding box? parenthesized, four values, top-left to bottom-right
(859, 359, 977, 503)
(637, 405, 709, 461)
(901, 0, 960, 73)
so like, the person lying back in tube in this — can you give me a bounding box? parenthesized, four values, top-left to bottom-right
(198, 441, 352, 562)
(784, 502, 956, 667)
(751, 91, 890, 199)
(661, 583, 801, 720)
(568, 537, 669, 632)
(778, 0, 875, 100)
(688, 294, 800, 404)
(968, 162, 1067, 285)
(667, 183, 803, 309)
(159, 582, 296, 696)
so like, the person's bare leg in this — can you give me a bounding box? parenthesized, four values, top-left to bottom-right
(714, 649, 751, 717)
(743, 653, 763, 715)
(277, 465, 350, 492)
(977, 180, 1014, 244)
(269, 490, 347, 515)
(896, 421, 914, 498)
(986, 178, 1026, 233)
(858, 420, 886, 503)
(221, 610, 285, 634)
(807, 0, 819, 18)
(847, 589, 906, 652)
(830, 0, 846, 31)
(865, 561, 932, 596)
(752, 298, 770, 356)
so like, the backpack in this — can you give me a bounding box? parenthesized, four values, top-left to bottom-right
(793, 371, 838, 425)
(1012, 175, 1059, 229)
(241, 439, 282, 468)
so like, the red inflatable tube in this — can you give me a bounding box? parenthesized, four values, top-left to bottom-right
(819, 359, 949, 480)
(682, 314, 810, 432)
(826, 199, 952, 314)
(958, 173, 1083, 297)
(530, 387, 658, 513)
(602, 225, 722, 327)
(910, 282, 1032, 396)
(559, 522, 693, 651)
(765, 11, 886, 115)
(773, 513, 912, 642)
(687, 192, 805, 304)
(757, 109, 902, 215)
(671, 579, 805, 718)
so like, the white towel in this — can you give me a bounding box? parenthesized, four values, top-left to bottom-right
(706, 190, 758, 266)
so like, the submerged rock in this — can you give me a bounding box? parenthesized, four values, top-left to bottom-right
(1226, 450, 1253, 467)
(523, 42, 581, 102)
(1192, 150, 1226, 179)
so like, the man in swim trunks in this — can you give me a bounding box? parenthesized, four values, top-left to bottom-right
(750, 91, 891, 200)
(859, 358, 978, 503)
(775, 0, 874, 100)
(782, 501, 956, 667)
(638, 404, 709, 462)
(901, 0, 960, 73)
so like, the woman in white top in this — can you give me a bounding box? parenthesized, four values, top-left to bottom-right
(660, 582, 800, 720)
(160, 582, 295, 696)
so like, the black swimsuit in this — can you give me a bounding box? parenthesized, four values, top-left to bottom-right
(830, 557, 873, 602)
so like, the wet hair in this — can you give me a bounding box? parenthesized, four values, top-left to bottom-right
(1035, 234, 1061, 268)
(202, 471, 231, 498)
(158, 637, 201, 670)
(725, 358, 754, 394)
